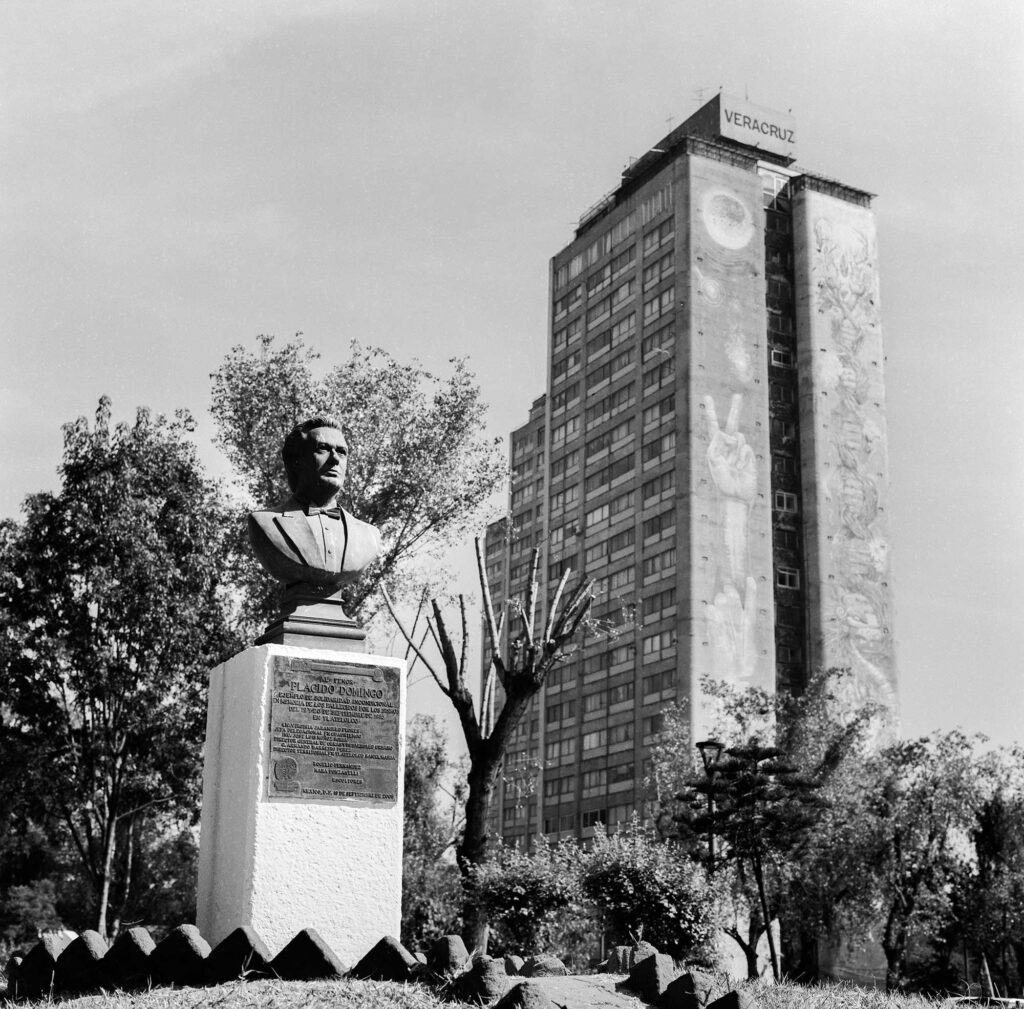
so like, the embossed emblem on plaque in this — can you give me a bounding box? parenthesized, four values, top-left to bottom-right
(267, 655, 400, 805)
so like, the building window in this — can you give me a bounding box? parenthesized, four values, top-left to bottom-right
(552, 416, 580, 445)
(609, 761, 634, 784)
(643, 670, 675, 695)
(642, 430, 676, 464)
(642, 250, 674, 291)
(546, 700, 576, 724)
(642, 217, 674, 255)
(581, 808, 608, 829)
(551, 383, 580, 414)
(643, 358, 674, 393)
(777, 566, 800, 590)
(642, 630, 675, 662)
(586, 502, 610, 528)
(611, 312, 636, 347)
(611, 245, 635, 278)
(583, 691, 606, 714)
(770, 347, 794, 368)
(642, 394, 675, 427)
(582, 769, 607, 792)
(609, 211, 638, 247)
(642, 508, 675, 540)
(554, 286, 582, 320)
(550, 450, 579, 481)
(642, 546, 676, 583)
(642, 587, 676, 621)
(608, 682, 634, 705)
(609, 722, 634, 745)
(582, 728, 607, 752)
(608, 567, 634, 593)
(774, 490, 799, 514)
(587, 264, 612, 296)
(544, 737, 576, 761)
(642, 713, 665, 737)
(543, 775, 575, 798)
(643, 288, 675, 325)
(642, 470, 674, 502)
(640, 183, 673, 224)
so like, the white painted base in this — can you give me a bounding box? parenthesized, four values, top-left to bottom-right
(196, 644, 406, 964)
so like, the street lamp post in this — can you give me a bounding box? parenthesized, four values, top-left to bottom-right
(695, 738, 724, 874)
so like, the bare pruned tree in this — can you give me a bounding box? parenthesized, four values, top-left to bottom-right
(384, 538, 593, 950)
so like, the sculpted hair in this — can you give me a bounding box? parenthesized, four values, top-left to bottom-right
(282, 416, 346, 492)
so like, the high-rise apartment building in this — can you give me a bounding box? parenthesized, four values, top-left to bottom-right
(485, 94, 897, 847)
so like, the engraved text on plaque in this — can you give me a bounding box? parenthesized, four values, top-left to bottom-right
(267, 656, 400, 804)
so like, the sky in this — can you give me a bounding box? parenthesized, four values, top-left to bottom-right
(2, 1, 1022, 751)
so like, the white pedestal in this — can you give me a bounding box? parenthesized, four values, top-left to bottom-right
(196, 644, 406, 964)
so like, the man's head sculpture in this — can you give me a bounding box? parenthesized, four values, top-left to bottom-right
(281, 416, 348, 504)
(248, 416, 381, 649)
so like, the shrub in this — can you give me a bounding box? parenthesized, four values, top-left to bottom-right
(581, 817, 717, 962)
(469, 839, 582, 955)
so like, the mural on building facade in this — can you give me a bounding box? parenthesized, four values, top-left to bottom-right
(810, 212, 897, 721)
(693, 179, 773, 694)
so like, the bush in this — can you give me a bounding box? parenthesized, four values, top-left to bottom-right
(469, 839, 582, 955)
(581, 817, 717, 963)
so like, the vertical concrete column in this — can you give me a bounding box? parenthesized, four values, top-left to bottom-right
(684, 155, 776, 739)
(197, 644, 406, 964)
(792, 187, 898, 728)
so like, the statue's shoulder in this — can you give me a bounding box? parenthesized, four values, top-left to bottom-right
(248, 497, 303, 533)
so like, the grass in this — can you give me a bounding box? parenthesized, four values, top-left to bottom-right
(0, 976, 946, 1009)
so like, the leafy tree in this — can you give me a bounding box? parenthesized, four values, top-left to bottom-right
(209, 335, 505, 627)
(652, 670, 880, 981)
(847, 731, 988, 992)
(0, 880, 64, 946)
(684, 742, 821, 981)
(0, 398, 242, 936)
(386, 546, 593, 951)
(402, 715, 465, 950)
(957, 758, 1024, 996)
(469, 839, 582, 955)
(580, 817, 717, 962)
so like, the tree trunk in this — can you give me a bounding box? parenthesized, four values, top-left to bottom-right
(725, 923, 760, 981)
(751, 854, 780, 982)
(96, 825, 117, 938)
(882, 912, 908, 993)
(456, 747, 501, 953)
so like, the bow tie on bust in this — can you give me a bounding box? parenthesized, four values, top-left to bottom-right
(304, 505, 342, 519)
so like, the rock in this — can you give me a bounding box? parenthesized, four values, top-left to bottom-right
(629, 951, 680, 1001)
(629, 940, 659, 970)
(55, 930, 108, 994)
(604, 945, 632, 973)
(15, 933, 72, 1000)
(350, 935, 419, 982)
(270, 928, 346, 981)
(149, 924, 211, 986)
(453, 954, 509, 1003)
(102, 927, 156, 990)
(707, 992, 757, 1009)
(494, 979, 560, 1008)
(204, 925, 273, 983)
(427, 934, 470, 978)
(520, 953, 568, 977)
(504, 954, 525, 976)
(659, 969, 724, 1008)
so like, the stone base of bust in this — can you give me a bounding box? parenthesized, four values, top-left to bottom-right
(196, 643, 406, 964)
(255, 587, 366, 652)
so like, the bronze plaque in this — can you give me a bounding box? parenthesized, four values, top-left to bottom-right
(267, 655, 400, 805)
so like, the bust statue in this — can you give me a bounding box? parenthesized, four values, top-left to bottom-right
(249, 416, 381, 649)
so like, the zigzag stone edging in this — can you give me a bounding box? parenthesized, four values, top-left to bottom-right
(5, 927, 755, 1007)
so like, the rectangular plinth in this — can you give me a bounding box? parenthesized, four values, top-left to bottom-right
(196, 644, 406, 965)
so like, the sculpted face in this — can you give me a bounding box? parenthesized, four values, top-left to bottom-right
(291, 427, 348, 506)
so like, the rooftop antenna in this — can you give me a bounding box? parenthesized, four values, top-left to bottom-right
(693, 87, 708, 106)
